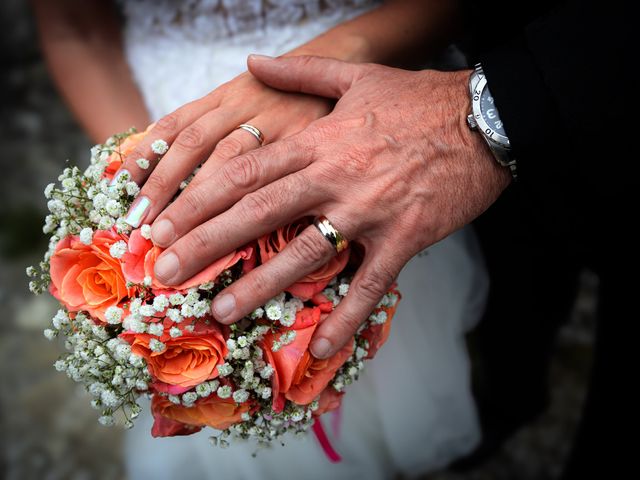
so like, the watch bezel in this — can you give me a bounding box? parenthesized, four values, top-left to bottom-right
(471, 76, 511, 149)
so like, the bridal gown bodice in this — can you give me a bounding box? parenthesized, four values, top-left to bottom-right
(121, 0, 381, 120)
(120, 1, 487, 479)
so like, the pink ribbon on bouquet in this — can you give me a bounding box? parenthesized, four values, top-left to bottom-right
(312, 407, 344, 463)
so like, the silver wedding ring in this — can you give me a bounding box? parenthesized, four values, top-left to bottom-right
(236, 124, 265, 146)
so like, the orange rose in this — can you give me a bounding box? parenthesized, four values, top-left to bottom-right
(151, 393, 251, 437)
(122, 228, 254, 291)
(258, 218, 350, 300)
(120, 320, 228, 389)
(262, 306, 353, 411)
(102, 124, 154, 182)
(360, 288, 401, 359)
(49, 229, 131, 322)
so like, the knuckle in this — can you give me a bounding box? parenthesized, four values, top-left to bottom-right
(355, 265, 394, 303)
(215, 136, 244, 159)
(155, 113, 180, 133)
(223, 153, 262, 190)
(190, 225, 213, 252)
(290, 231, 330, 266)
(175, 124, 206, 151)
(180, 187, 207, 219)
(241, 190, 278, 227)
(342, 148, 372, 175)
(143, 173, 169, 195)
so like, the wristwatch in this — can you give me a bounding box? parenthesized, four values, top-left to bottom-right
(467, 63, 518, 180)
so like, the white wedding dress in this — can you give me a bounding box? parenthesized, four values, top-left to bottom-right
(119, 1, 487, 478)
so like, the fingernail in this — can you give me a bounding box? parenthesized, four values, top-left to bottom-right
(154, 252, 179, 282)
(124, 195, 151, 228)
(311, 338, 332, 359)
(109, 169, 131, 187)
(248, 54, 274, 62)
(152, 219, 176, 246)
(212, 294, 236, 321)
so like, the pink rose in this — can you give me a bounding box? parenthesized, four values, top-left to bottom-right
(121, 229, 254, 290)
(261, 307, 353, 411)
(257, 218, 350, 300)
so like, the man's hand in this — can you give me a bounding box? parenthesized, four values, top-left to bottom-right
(150, 55, 511, 359)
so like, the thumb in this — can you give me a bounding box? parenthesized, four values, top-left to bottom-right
(247, 54, 364, 99)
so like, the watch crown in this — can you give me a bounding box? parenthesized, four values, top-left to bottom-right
(466, 114, 477, 130)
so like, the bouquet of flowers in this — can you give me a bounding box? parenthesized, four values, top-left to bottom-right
(27, 127, 400, 453)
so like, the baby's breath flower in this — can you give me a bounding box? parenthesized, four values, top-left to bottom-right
(217, 385, 232, 399)
(140, 224, 152, 239)
(260, 364, 274, 379)
(125, 181, 140, 196)
(109, 240, 127, 259)
(182, 391, 198, 405)
(136, 158, 150, 169)
(98, 216, 115, 230)
(338, 283, 350, 296)
(166, 308, 183, 323)
(260, 387, 272, 399)
(104, 306, 123, 325)
(169, 326, 182, 338)
(180, 304, 194, 318)
(105, 199, 122, 216)
(232, 389, 249, 403)
(151, 139, 169, 154)
(98, 415, 115, 426)
(196, 382, 212, 397)
(265, 302, 282, 321)
(250, 307, 265, 319)
(152, 294, 169, 312)
(149, 338, 166, 353)
(168, 394, 181, 405)
(143, 276, 152, 288)
(169, 293, 185, 306)
(44, 183, 55, 199)
(53, 359, 67, 372)
(147, 322, 164, 337)
(43, 328, 57, 340)
(217, 363, 233, 376)
(139, 305, 156, 318)
(79, 227, 93, 245)
(192, 300, 209, 318)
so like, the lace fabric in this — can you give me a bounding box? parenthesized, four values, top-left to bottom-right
(120, 0, 380, 120)
(119, 0, 378, 42)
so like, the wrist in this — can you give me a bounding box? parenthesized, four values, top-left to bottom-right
(287, 33, 373, 63)
(453, 70, 513, 192)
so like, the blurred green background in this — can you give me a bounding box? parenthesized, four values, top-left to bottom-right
(0, 1, 597, 479)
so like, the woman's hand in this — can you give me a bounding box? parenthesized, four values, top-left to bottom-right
(118, 71, 332, 230)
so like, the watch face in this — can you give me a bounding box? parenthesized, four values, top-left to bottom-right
(480, 86, 507, 136)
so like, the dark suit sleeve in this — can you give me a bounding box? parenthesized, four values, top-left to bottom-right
(470, 0, 633, 259)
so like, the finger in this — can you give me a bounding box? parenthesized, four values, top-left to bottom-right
(185, 119, 268, 193)
(247, 54, 366, 99)
(153, 171, 323, 286)
(125, 110, 250, 228)
(114, 94, 219, 188)
(310, 253, 402, 359)
(150, 132, 315, 248)
(211, 224, 343, 324)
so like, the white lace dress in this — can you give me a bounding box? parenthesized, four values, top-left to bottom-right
(120, 1, 487, 478)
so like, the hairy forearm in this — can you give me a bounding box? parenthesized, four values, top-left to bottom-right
(31, 0, 150, 143)
(289, 0, 461, 66)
